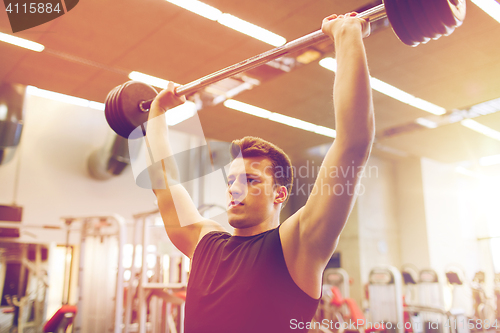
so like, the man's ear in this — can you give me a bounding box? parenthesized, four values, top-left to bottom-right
(275, 186, 288, 204)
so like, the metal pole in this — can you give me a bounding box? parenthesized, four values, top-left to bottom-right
(124, 216, 142, 333)
(138, 217, 148, 333)
(113, 215, 126, 333)
(74, 220, 86, 333)
(62, 220, 71, 305)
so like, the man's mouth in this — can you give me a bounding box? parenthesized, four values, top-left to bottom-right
(228, 201, 244, 209)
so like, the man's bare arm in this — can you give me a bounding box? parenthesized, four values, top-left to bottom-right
(146, 83, 225, 258)
(284, 13, 375, 268)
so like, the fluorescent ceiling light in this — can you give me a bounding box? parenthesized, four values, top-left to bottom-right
(165, 0, 222, 20)
(461, 119, 500, 141)
(319, 57, 446, 115)
(370, 77, 446, 115)
(405, 97, 446, 115)
(297, 50, 322, 64)
(165, 101, 197, 126)
(314, 126, 337, 138)
(0, 32, 44, 52)
(416, 117, 438, 128)
(27, 86, 89, 107)
(319, 57, 337, 72)
(26, 86, 105, 110)
(223, 99, 336, 138)
(269, 113, 318, 131)
(224, 99, 272, 118)
(89, 101, 105, 111)
(471, 0, 500, 23)
(480, 154, 500, 167)
(129, 71, 169, 89)
(165, 0, 285, 46)
(469, 97, 500, 116)
(217, 13, 286, 47)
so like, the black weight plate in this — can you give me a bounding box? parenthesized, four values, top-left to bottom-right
(104, 85, 119, 124)
(114, 82, 136, 137)
(105, 85, 124, 136)
(435, 0, 466, 34)
(435, 0, 458, 27)
(104, 87, 115, 128)
(435, 0, 465, 29)
(117, 81, 158, 139)
(110, 84, 131, 138)
(408, 0, 440, 40)
(116, 81, 143, 138)
(383, 0, 416, 46)
(112, 83, 135, 139)
(105, 86, 118, 130)
(397, 0, 430, 45)
(421, 0, 452, 36)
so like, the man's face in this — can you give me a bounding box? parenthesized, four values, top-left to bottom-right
(226, 156, 280, 230)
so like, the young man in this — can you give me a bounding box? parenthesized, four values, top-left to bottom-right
(146, 12, 374, 333)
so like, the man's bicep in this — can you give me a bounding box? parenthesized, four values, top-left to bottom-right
(298, 144, 369, 257)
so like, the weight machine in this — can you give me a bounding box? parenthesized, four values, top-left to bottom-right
(60, 214, 126, 333)
(444, 268, 472, 333)
(0, 242, 49, 333)
(368, 266, 404, 333)
(122, 209, 188, 333)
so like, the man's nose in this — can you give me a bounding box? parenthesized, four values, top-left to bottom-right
(229, 181, 242, 195)
(228, 179, 247, 198)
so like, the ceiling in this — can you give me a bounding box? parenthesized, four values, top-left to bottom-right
(1, 0, 500, 168)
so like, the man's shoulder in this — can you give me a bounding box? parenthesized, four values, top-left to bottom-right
(197, 229, 231, 248)
(205, 229, 231, 239)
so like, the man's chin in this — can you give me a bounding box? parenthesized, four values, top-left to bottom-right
(228, 218, 241, 228)
(228, 217, 247, 229)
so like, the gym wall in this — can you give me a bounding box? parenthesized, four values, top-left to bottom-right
(0, 93, 161, 242)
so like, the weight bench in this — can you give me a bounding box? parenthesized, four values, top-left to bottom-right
(43, 305, 77, 333)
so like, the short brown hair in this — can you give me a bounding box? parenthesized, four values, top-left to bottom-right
(230, 136, 293, 207)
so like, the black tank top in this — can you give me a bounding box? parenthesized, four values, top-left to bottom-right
(184, 226, 319, 333)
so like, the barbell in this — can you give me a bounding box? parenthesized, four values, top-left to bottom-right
(105, 0, 466, 139)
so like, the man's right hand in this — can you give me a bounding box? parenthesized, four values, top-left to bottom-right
(321, 12, 370, 42)
(149, 81, 186, 119)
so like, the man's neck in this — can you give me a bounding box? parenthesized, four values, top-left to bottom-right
(233, 217, 280, 237)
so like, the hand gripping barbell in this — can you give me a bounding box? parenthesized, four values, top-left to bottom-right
(105, 0, 466, 139)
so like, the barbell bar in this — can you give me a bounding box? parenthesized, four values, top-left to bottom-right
(105, 0, 466, 139)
